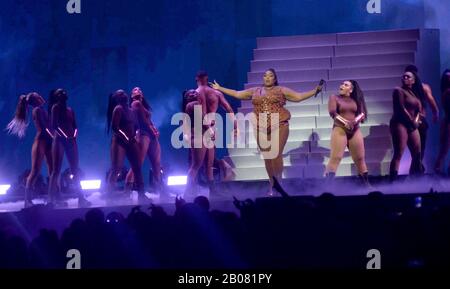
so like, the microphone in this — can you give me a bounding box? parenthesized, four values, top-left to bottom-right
(314, 79, 325, 98)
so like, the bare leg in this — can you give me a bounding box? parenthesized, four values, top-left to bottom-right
(44, 140, 53, 178)
(106, 138, 126, 196)
(271, 124, 289, 180)
(148, 137, 162, 186)
(125, 135, 150, 190)
(186, 146, 207, 196)
(407, 129, 423, 175)
(48, 138, 64, 203)
(389, 122, 408, 179)
(215, 158, 235, 181)
(126, 140, 147, 202)
(65, 139, 90, 206)
(348, 129, 371, 187)
(206, 147, 215, 181)
(25, 139, 46, 207)
(256, 128, 275, 193)
(326, 127, 348, 174)
(418, 120, 428, 162)
(205, 146, 218, 195)
(348, 129, 368, 174)
(65, 139, 79, 175)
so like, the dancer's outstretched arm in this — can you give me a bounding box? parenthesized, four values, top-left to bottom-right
(218, 91, 238, 133)
(282, 85, 322, 103)
(210, 80, 253, 100)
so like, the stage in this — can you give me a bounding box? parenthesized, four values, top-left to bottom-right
(1, 175, 449, 240)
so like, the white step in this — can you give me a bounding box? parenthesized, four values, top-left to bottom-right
(253, 46, 334, 61)
(228, 140, 311, 157)
(247, 69, 328, 83)
(229, 133, 393, 158)
(243, 132, 392, 150)
(257, 33, 337, 49)
(238, 89, 394, 109)
(251, 57, 332, 72)
(243, 137, 394, 156)
(241, 125, 390, 144)
(318, 101, 392, 116)
(228, 149, 393, 170)
(314, 136, 392, 152)
(245, 77, 401, 91)
(233, 165, 305, 180)
(304, 161, 391, 178)
(229, 29, 428, 181)
(335, 41, 417, 57)
(332, 53, 415, 68)
(329, 65, 406, 80)
(337, 29, 420, 45)
(245, 127, 316, 142)
(227, 153, 309, 168)
(307, 150, 393, 165)
(232, 160, 392, 180)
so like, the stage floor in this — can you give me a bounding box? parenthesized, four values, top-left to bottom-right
(1, 175, 449, 213)
(0, 175, 449, 241)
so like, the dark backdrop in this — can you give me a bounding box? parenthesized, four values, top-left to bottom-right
(0, 0, 447, 182)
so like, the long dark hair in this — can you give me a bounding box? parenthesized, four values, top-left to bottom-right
(106, 90, 128, 134)
(349, 80, 368, 121)
(129, 87, 152, 111)
(182, 89, 198, 112)
(142, 98, 151, 111)
(408, 71, 427, 109)
(266, 68, 279, 86)
(441, 69, 450, 93)
(48, 89, 58, 116)
(49, 88, 68, 125)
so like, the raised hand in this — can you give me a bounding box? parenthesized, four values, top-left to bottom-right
(209, 80, 221, 90)
(314, 79, 325, 97)
(175, 195, 186, 210)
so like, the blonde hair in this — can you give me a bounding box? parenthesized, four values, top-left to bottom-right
(6, 94, 31, 138)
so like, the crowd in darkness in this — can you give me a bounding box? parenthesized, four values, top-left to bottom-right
(1, 193, 450, 269)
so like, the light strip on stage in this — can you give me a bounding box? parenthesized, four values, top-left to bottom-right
(0, 184, 11, 195)
(167, 176, 187, 186)
(80, 180, 102, 190)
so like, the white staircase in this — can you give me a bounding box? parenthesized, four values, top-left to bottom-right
(226, 29, 439, 181)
